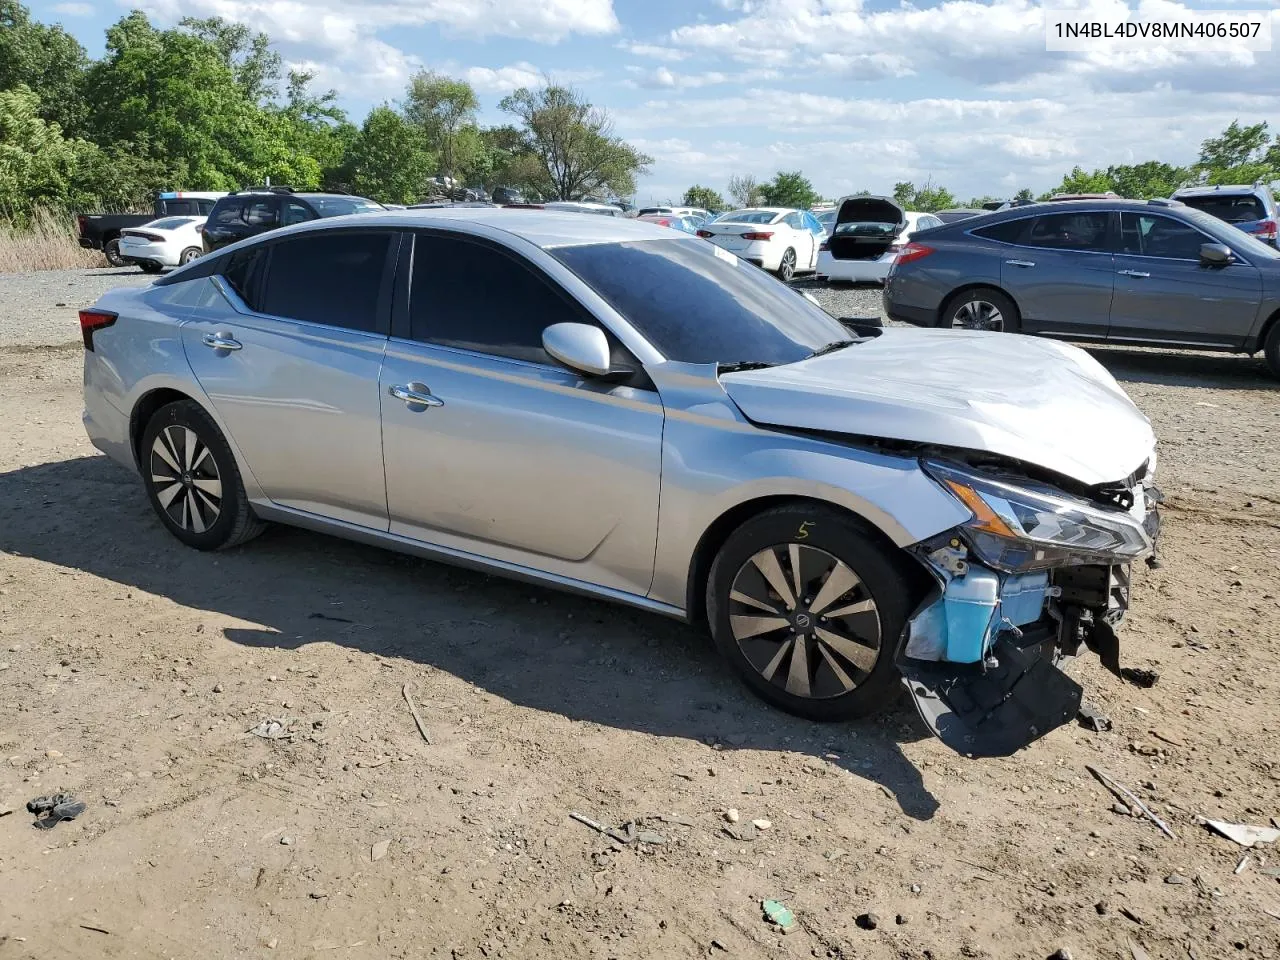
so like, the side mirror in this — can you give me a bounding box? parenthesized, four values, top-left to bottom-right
(542, 322, 612, 377)
(1200, 242, 1234, 266)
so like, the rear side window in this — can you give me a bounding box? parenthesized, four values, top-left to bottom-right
(1177, 193, 1266, 224)
(260, 232, 392, 332)
(222, 248, 267, 310)
(971, 218, 1028, 244)
(1023, 212, 1110, 251)
(408, 234, 581, 364)
(243, 199, 279, 228)
(211, 200, 245, 226)
(783, 212, 803, 229)
(283, 201, 317, 226)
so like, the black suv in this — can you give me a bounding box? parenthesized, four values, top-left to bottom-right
(201, 187, 383, 254)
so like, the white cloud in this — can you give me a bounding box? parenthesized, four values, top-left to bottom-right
(460, 62, 602, 94)
(622, 65, 781, 89)
(616, 41, 692, 61)
(52, 2, 94, 15)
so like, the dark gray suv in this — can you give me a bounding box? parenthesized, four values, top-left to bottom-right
(883, 198, 1280, 377)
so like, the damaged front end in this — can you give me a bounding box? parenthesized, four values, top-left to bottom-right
(898, 458, 1161, 758)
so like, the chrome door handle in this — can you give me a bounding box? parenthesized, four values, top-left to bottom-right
(201, 333, 242, 351)
(1004, 259, 1036, 268)
(1118, 269, 1150, 278)
(389, 384, 444, 408)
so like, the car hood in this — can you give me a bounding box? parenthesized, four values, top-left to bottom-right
(719, 328, 1155, 486)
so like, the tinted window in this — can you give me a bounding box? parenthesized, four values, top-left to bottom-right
(221, 248, 267, 310)
(1023, 212, 1110, 251)
(409, 234, 581, 364)
(971, 218, 1026, 243)
(553, 239, 850, 365)
(1120, 213, 1210, 260)
(283, 201, 317, 226)
(211, 200, 245, 226)
(162, 199, 198, 216)
(1177, 193, 1266, 224)
(260, 232, 392, 332)
(243, 199, 278, 228)
(197, 199, 217, 214)
(308, 197, 383, 217)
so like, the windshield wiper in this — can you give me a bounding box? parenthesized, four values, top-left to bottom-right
(717, 360, 774, 373)
(806, 339, 858, 359)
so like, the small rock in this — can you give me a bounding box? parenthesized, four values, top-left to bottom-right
(280, 836, 294, 846)
(1164, 873, 1188, 885)
(309, 890, 327, 899)
(472, 879, 485, 890)
(1111, 802, 1132, 816)
(266, 939, 277, 949)
(44, 750, 62, 760)
(751, 819, 771, 831)
(361, 789, 373, 800)
(895, 914, 909, 925)
(910, 883, 922, 894)
(213, 683, 224, 693)
(855, 912, 880, 931)
(725, 808, 740, 823)
(1048, 949, 1073, 960)
(1095, 901, 1109, 915)
(371, 839, 390, 862)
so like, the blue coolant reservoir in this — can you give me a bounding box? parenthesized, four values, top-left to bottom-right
(942, 568, 1000, 663)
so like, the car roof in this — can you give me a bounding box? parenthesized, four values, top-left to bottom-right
(1172, 184, 1268, 196)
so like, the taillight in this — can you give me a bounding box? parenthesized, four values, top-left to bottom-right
(740, 231, 773, 241)
(893, 242, 934, 265)
(1252, 219, 1277, 240)
(79, 308, 117, 351)
(76, 215, 87, 234)
(819, 240, 829, 251)
(696, 229, 713, 238)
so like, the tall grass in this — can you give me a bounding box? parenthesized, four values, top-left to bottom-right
(0, 208, 100, 273)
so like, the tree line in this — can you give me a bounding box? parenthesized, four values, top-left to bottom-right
(0, 1, 651, 222)
(679, 121, 1280, 214)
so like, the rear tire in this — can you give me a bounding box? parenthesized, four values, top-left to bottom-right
(104, 239, 125, 268)
(140, 261, 163, 274)
(776, 248, 797, 282)
(1264, 322, 1280, 379)
(941, 287, 1020, 333)
(179, 247, 202, 265)
(706, 504, 913, 721)
(140, 400, 265, 551)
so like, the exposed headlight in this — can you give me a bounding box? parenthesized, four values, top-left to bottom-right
(923, 460, 1154, 573)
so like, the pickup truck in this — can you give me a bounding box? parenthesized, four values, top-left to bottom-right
(77, 192, 227, 266)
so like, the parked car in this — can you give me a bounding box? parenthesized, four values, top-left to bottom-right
(201, 187, 383, 254)
(816, 209, 838, 236)
(882, 197, 1280, 377)
(816, 197, 944, 284)
(1170, 183, 1278, 246)
(491, 187, 526, 205)
(80, 207, 1161, 757)
(117, 216, 207, 273)
(636, 206, 711, 222)
(77, 191, 227, 266)
(696, 207, 827, 280)
(935, 208, 985, 224)
(637, 213, 700, 234)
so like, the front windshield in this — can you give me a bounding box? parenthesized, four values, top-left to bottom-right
(552, 239, 849, 365)
(1181, 205, 1280, 259)
(714, 210, 778, 225)
(309, 197, 384, 217)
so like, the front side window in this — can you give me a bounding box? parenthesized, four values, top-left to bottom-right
(552, 239, 850, 366)
(1120, 213, 1211, 260)
(1023, 212, 1110, 252)
(259, 231, 392, 332)
(408, 234, 583, 364)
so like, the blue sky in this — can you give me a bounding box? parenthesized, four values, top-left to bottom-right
(32, 0, 1280, 204)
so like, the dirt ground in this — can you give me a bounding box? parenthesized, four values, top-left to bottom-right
(1, 340, 1279, 960)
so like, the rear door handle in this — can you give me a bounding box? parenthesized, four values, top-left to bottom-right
(389, 383, 444, 408)
(201, 333, 242, 351)
(1118, 269, 1151, 278)
(1004, 259, 1036, 268)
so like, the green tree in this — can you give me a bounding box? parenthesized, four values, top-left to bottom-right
(342, 105, 434, 204)
(682, 184, 725, 212)
(1193, 120, 1277, 186)
(1107, 161, 1190, 199)
(759, 170, 819, 209)
(283, 69, 356, 187)
(403, 71, 479, 181)
(498, 84, 651, 201)
(726, 174, 762, 208)
(893, 179, 957, 212)
(0, 0, 88, 135)
(1039, 166, 1114, 199)
(179, 16, 281, 103)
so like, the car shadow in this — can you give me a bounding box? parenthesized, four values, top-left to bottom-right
(1089, 345, 1275, 389)
(0, 454, 941, 821)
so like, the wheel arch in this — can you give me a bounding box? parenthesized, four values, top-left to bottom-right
(683, 495, 931, 627)
(129, 387, 202, 470)
(1255, 305, 1280, 354)
(937, 282, 1021, 328)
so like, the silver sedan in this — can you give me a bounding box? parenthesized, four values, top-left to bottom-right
(81, 209, 1161, 757)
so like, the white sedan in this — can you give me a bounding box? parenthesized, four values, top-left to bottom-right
(117, 216, 207, 273)
(695, 207, 827, 280)
(816, 197, 943, 283)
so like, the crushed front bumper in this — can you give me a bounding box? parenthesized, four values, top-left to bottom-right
(898, 493, 1160, 758)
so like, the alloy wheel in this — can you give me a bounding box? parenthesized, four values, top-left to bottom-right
(778, 248, 796, 281)
(150, 425, 222, 534)
(727, 544, 882, 699)
(180, 247, 201, 265)
(951, 299, 1003, 330)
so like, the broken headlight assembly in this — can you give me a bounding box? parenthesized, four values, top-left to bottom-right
(922, 460, 1153, 574)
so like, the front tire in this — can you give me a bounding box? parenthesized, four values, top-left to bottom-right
(104, 239, 126, 267)
(1264, 322, 1280, 379)
(179, 246, 202, 265)
(140, 400, 265, 550)
(941, 287, 1019, 332)
(706, 504, 914, 721)
(776, 248, 797, 282)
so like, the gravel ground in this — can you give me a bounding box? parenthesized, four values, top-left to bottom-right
(792, 278, 891, 323)
(0, 266, 154, 348)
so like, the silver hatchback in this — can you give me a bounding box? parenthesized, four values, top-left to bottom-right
(81, 209, 1161, 757)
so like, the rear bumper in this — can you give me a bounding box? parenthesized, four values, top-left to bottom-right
(884, 298, 934, 327)
(816, 252, 891, 282)
(83, 358, 136, 473)
(118, 241, 177, 266)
